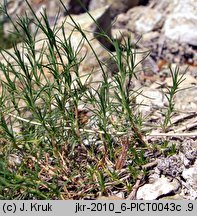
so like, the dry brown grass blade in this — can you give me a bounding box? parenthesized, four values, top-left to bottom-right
(132, 125, 147, 147)
(126, 177, 142, 200)
(115, 136, 130, 170)
(127, 160, 158, 200)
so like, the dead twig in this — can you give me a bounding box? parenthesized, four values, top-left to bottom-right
(126, 177, 142, 200)
(173, 119, 197, 133)
(127, 160, 158, 200)
(147, 132, 197, 137)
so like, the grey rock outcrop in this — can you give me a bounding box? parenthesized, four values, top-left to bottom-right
(163, 0, 197, 46)
(136, 175, 181, 200)
(115, 0, 197, 46)
(137, 140, 197, 200)
(89, 0, 140, 18)
(0, 0, 70, 36)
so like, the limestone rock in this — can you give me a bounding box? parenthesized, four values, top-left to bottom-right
(157, 155, 184, 177)
(141, 140, 197, 200)
(128, 7, 163, 33)
(160, 194, 185, 200)
(182, 167, 197, 183)
(89, 0, 140, 18)
(115, 2, 165, 33)
(163, 0, 197, 46)
(115, 0, 197, 46)
(174, 87, 197, 112)
(135, 87, 167, 116)
(182, 167, 197, 199)
(136, 175, 181, 200)
(0, 0, 70, 35)
(149, 72, 197, 112)
(167, 73, 197, 112)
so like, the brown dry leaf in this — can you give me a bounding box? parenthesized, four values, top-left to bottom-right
(115, 136, 129, 170)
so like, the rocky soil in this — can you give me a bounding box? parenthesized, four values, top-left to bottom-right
(0, 0, 197, 200)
